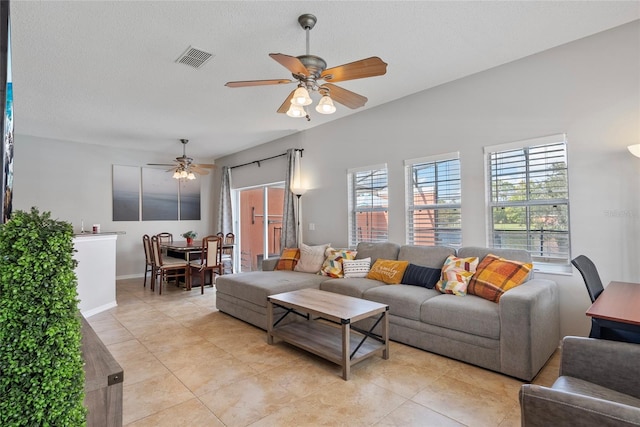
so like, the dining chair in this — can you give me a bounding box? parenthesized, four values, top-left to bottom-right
(142, 234, 154, 289)
(222, 232, 235, 274)
(189, 235, 223, 294)
(572, 255, 640, 343)
(150, 235, 190, 294)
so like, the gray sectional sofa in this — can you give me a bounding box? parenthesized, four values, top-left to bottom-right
(215, 242, 560, 381)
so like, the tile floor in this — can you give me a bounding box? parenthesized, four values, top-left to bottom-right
(87, 278, 560, 427)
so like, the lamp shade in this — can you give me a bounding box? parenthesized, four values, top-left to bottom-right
(286, 104, 306, 118)
(628, 144, 640, 158)
(291, 86, 312, 106)
(315, 95, 336, 114)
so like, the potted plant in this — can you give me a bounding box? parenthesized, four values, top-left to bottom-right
(0, 208, 86, 426)
(182, 230, 197, 245)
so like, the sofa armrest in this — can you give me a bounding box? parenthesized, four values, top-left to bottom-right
(261, 257, 279, 271)
(560, 336, 640, 399)
(520, 384, 640, 427)
(498, 278, 560, 380)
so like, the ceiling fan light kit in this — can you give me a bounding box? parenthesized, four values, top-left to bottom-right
(225, 13, 387, 121)
(147, 139, 215, 180)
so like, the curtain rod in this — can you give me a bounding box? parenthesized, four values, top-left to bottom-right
(229, 148, 303, 170)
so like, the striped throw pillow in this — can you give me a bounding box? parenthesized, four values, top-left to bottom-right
(436, 255, 479, 296)
(342, 257, 371, 278)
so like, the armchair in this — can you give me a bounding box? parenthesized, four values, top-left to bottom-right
(520, 336, 640, 426)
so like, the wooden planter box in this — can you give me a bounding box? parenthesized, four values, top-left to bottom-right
(81, 317, 124, 427)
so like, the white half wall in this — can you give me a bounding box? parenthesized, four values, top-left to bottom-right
(12, 136, 216, 278)
(215, 21, 640, 338)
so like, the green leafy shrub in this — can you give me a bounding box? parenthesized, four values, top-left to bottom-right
(0, 208, 86, 426)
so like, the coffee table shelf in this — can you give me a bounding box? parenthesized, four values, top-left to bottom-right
(267, 288, 389, 380)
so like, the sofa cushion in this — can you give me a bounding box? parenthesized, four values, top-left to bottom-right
(398, 245, 455, 268)
(342, 258, 371, 278)
(275, 248, 300, 271)
(458, 247, 533, 280)
(401, 264, 441, 289)
(321, 248, 357, 278)
(364, 285, 440, 321)
(215, 271, 327, 307)
(367, 259, 409, 284)
(420, 294, 500, 339)
(467, 254, 532, 302)
(436, 255, 479, 296)
(294, 243, 330, 273)
(320, 277, 383, 298)
(355, 242, 400, 264)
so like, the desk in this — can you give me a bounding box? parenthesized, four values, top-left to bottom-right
(586, 281, 640, 334)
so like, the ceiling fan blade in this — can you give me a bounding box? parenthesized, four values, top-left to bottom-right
(193, 163, 215, 169)
(190, 166, 210, 175)
(225, 79, 292, 88)
(147, 163, 178, 167)
(321, 57, 388, 83)
(269, 53, 309, 76)
(277, 89, 296, 113)
(322, 83, 368, 109)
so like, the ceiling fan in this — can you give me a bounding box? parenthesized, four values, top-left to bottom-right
(225, 13, 388, 121)
(147, 139, 214, 180)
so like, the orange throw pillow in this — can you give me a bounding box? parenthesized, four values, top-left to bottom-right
(467, 254, 532, 302)
(366, 259, 409, 284)
(275, 248, 300, 271)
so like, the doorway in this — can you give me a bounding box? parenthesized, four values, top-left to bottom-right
(236, 183, 284, 272)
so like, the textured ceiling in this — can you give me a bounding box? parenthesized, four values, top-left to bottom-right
(10, 1, 640, 161)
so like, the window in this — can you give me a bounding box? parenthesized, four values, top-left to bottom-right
(485, 134, 571, 270)
(347, 164, 388, 246)
(405, 153, 461, 247)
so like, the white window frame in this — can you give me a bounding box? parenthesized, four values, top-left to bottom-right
(484, 133, 571, 273)
(347, 164, 389, 247)
(404, 152, 461, 247)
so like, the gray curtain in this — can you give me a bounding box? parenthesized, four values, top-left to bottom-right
(217, 166, 233, 234)
(280, 149, 298, 250)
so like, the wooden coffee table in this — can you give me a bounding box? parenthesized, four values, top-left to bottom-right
(267, 288, 389, 380)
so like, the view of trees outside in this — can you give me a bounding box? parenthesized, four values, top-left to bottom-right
(489, 142, 570, 263)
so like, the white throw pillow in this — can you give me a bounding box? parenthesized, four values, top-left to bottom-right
(294, 243, 330, 273)
(342, 257, 371, 278)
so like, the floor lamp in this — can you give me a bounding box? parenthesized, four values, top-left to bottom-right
(292, 189, 306, 246)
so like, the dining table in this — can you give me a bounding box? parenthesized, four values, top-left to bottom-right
(586, 281, 640, 335)
(162, 240, 234, 262)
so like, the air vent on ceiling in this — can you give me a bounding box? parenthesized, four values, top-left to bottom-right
(176, 46, 213, 69)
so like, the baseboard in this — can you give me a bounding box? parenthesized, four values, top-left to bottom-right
(116, 273, 144, 280)
(82, 301, 118, 318)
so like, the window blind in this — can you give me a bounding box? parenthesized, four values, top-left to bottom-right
(348, 165, 388, 246)
(405, 154, 461, 247)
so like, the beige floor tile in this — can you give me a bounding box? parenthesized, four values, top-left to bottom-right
(199, 375, 300, 427)
(139, 327, 206, 354)
(125, 398, 224, 427)
(93, 323, 135, 346)
(153, 339, 231, 372)
(444, 362, 524, 405)
(375, 400, 465, 426)
(531, 349, 560, 387)
(122, 373, 194, 425)
(250, 379, 407, 427)
(172, 355, 259, 396)
(498, 402, 521, 427)
(107, 339, 170, 385)
(260, 355, 343, 397)
(411, 375, 515, 426)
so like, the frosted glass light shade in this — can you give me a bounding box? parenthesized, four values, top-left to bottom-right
(286, 104, 306, 118)
(315, 95, 336, 114)
(187, 172, 196, 180)
(628, 144, 640, 158)
(172, 170, 181, 179)
(291, 86, 312, 106)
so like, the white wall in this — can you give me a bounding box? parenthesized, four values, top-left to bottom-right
(12, 135, 216, 278)
(215, 21, 640, 338)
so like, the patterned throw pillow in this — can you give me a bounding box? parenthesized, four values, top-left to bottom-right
(294, 243, 330, 273)
(275, 248, 300, 271)
(467, 254, 533, 302)
(401, 264, 441, 289)
(436, 255, 479, 296)
(367, 259, 410, 284)
(321, 248, 357, 278)
(342, 258, 371, 278)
